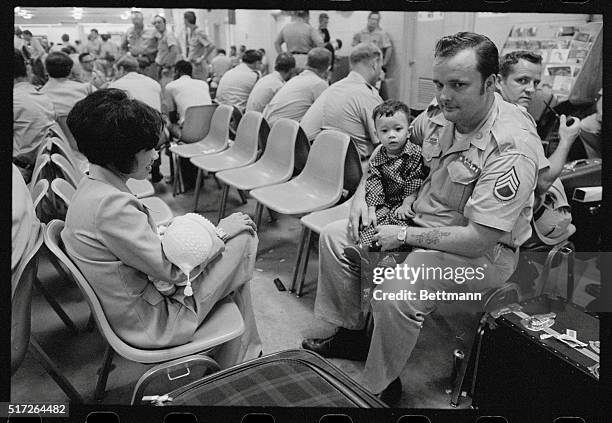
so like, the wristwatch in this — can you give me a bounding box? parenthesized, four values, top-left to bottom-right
(215, 227, 229, 242)
(397, 227, 407, 244)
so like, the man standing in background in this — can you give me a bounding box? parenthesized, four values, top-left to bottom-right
(275, 10, 324, 68)
(121, 10, 158, 79)
(85, 29, 102, 59)
(352, 11, 393, 99)
(183, 10, 216, 81)
(318, 13, 330, 43)
(99, 33, 119, 78)
(153, 15, 180, 85)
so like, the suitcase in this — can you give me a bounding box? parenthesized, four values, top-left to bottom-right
(470, 295, 600, 416)
(138, 349, 387, 408)
(559, 158, 602, 199)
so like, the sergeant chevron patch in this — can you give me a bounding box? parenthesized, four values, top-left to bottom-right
(494, 166, 520, 201)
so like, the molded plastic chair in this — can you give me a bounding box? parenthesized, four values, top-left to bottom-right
(215, 119, 309, 222)
(56, 115, 79, 153)
(292, 198, 353, 296)
(190, 111, 268, 212)
(30, 179, 49, 212)
(44, 220, 246, 401)
(29, 154, 52, 188)
(250, 129, 352, 219)
(50, 177, 173, 227)
(11, 225, 84, 402)
(169, 104, 231, 194)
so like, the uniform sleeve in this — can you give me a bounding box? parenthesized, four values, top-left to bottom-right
(300, 92, 326, 141)
(311, 27, 324, 47)
(166, 31, 179, 48)
(95, 192, 223, 283)
(365, 162, 386, 207)
(464, 152, 537, 232)
(361, 94, 381, 146)
(381, 31, 392, 49)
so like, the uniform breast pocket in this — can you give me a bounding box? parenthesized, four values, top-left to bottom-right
(443, 161, 479, 211)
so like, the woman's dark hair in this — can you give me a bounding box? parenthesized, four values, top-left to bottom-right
(434, 32, 499, 82)
(45, 52, 74, 78)
(67, 89, 164, 174)
(14, 48, 27, 79)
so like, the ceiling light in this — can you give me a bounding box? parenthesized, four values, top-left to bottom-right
(130, 7, 141, 12)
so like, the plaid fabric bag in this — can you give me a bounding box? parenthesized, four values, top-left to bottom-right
(155, 349, 386, 407)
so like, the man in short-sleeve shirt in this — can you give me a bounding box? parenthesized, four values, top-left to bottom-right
(121, 11, 158, 79)
(246, 53, 296, 113)
(153, 15, 180, 82)
(215, 49, 262, 112)
(275, 10, 324, 68)
(300, 43, 383, 159)
(352, 12, 392, 70)
(183, 11, 216, 81)
(301, 32, 540, 405)
(263, 47, 331, 126)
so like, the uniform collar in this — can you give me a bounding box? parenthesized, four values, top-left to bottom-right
(426, 94, 499, 153)
(346, 70, 376, 91)
(87, 164, 133, 195)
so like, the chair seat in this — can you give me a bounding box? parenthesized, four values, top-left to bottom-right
(300, 200, 352, 233)
(127, 179, 155, 198)
(190, 151, 253, 173)
(251, 178, 342, 215)
(141, 197, 174, 226)
(120, 300, 244, 364)
(170, 141, 228, 159)
(216, 161, 291, 191)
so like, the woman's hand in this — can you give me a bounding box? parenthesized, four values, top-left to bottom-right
(217, 212, 257, 240)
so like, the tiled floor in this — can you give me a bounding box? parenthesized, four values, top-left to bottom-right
(11, 160, 600, 409)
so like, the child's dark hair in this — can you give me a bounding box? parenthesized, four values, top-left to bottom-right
(372, 100, 410, 123)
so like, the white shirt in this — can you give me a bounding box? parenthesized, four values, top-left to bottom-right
(263, 69, 328, 126)
(40, 78, 95, 116)
(109, 72, 162, 112)
(246, 71, 285, 113)
(164, 75, 212, 123)
(215, 63, 260, 112)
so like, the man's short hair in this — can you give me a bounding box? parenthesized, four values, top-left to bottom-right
(368, 11, 380, 19)
(78, 52, 92, 63)
(115, 55, 139, 72)
(45, 52, 74, 78)
(295, 10, 309, 20)
(22, 30, 32, 37)
(101, 33, 111, 41)
(184, 11, 196, 25)
(67, 88, 163, 174)
(217, 48, 226, 55)
(14, 48, 27, 79)
(306, 47, 332, 72)
(274, 53, 296, 73)
(174, 60, 193, 77)
(242, 49, 263, 64)
(372, 99, 410, 123)
(61, 46, 77, 55)
(335, 39, 343, 50)
(154, 15, 166, 24)
(434, 32, 499, 81)
(91, 29, 99, 34)
(499, 50, 543, 78)
(349, 43, 382, 66)
(319, 13, 329, 22)
(15, 26, 22, 36)
(61, 33, 69, 42)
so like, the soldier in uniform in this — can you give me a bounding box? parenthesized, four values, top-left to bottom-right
(183, 10, 216, 81)
(302, 32, 542, 405)
(121, 10, 158, 80)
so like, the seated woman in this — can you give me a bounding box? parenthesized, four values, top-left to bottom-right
(61, 88, 261, 368)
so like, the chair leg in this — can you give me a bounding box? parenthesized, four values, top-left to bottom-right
(238, 189, 248, 204)
(254, 202, 264, 228)
(94, 345, 115, 402)
(291, 227, 310, 293)
(566, 243, 575, 302)
(296, 230, 313, 297)
(217, 185, 230, 224)
(29, 338, 84, 403)
(85, 312, 96, 332)
(213, 174, 222, 189)
(192, 169, 203, 212)
(33, 278, 79, 335)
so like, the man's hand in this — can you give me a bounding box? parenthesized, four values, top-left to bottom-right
(372, 225, 404, 251)
(558, 114, 581, 146)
